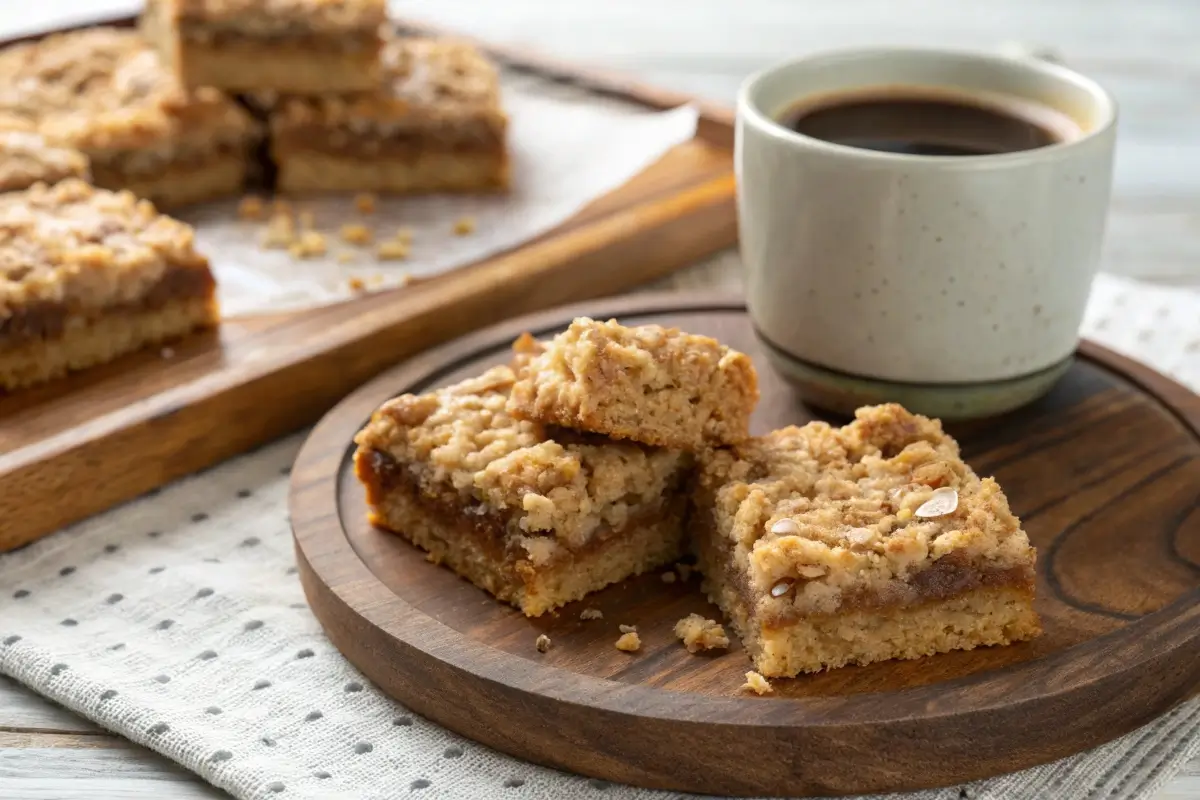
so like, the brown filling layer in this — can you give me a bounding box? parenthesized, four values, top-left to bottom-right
(1, 265, 215, 346)
(90, 141, 251, 182)
(693, 492, 1035, 630)
(179, 25, 381, 53)
(356, 447, 687, 574)
(273, 126, 505, 162)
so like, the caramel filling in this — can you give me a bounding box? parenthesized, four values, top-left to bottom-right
(272, 125, 505, 161)
(0, 265, 215, 347)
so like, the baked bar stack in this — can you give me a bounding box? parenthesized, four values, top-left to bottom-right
(693, 403, 1041, 676)
(0, 28, 260, 208)
(144, 0, 387, 93)
(0, 180, 218, 390)
(354, 320, 758, 616)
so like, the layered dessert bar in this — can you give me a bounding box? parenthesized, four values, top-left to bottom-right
(0, 180, 218, 390)
(143, 0, 386, 93)
(0, 117, 90, 193)
(353, 353, 691, 617)
(268, 37, 509, 194)
(0, 28, 259, 208)
(508, 318, 759, 450)
(693, 404, 1040, 676)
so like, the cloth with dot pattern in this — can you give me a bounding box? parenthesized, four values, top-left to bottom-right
(1, 254, 1198, 800)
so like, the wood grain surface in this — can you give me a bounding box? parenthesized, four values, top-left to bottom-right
(0, 16, 737, 554)
(290, 293, 1200, 796)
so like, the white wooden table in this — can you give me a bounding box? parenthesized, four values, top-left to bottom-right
(2, 1, 1197, 797)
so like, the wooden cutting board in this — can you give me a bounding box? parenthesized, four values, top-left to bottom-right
(0, 16, 737, 552)
(290, 292, 1200, 797)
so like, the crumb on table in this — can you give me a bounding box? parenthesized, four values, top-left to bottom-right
(535, 634, 552, 653)
(260, 213, 296, 249)
(580, 608, 603, 621)
(341, 222, 372, 244)
(618, 624, 637, 634)
(660, 571, 677, 584)
(615, 632, 641, 652)
(348, 276, 367, 292)
(288, 230, 326, 259)
(453, 215, 476, 235)
(355, 192, 377, 214)
(237, 195, 265, 221)
(673, 613, 729, 654)
(376, 239, 410, 261)
(743, 671, 772, 695)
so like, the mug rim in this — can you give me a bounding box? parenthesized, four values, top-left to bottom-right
(737, 45, 1118, 166)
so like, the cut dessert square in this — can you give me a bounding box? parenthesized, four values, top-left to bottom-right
(507, 317, 759, 450)
(0, 180, 218, 391)
(0, 28, 259, 208)
(267, 37, 509, 194)
(143, 0, 386, 93)
(0, 117, 90, 193)
(693, 403, 1041, 676)
(353, 350, 692, 617)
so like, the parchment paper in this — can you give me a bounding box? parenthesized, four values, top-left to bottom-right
(176, 71, 699, 317)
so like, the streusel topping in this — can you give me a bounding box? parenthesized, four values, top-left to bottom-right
(0, 28, 257, 157)
(0, 179, 209, 318)
(0, 126, 89, 192)
(271, 37, 505, 138)
(698, 404, 1034, 616)
(354, 359, 687, 551)
(173, 0, 386, 34)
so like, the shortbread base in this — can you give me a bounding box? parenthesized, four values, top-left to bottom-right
(171, 34, 381, 93)
(1, 295, 218, 391)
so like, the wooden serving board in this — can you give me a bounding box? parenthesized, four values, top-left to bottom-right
(290, 293, 1200, 797)
(0, 15, 737, 552)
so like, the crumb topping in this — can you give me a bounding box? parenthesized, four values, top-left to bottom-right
(742, 671, 772, 695)
(614, 632, 641, 652)
(0, 28, 258, 165)
(0, 127, 89, 192)
(354, 350, 689, 551)
(171, 0, 386, 35)
(697, 404, 1035, 617)
(270, 38, 505, 142)
(0, 179, 208, 318)
(673, 614, 729, 653)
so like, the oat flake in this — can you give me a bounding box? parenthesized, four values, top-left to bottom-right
(915, 487, 959, 518)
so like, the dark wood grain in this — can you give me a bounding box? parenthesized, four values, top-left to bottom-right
(290, 293, 1200, 797)
(0, 16, 737, 552)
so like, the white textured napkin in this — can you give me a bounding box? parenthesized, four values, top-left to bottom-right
(1, 253, 1198, 800)
(187, 67, 698, 317)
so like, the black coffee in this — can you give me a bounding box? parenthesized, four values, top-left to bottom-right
(779, 87, 1080, 156)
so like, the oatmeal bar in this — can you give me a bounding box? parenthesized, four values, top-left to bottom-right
(693, 404, 1041, 677)
(0, 28, 259, 208)
(0, 117, 89, 193)
(508, 318, 759, 450)
(353, 352, 691, 617)
(0, 180, 218, 390)
(143, 0, 386, 93)
(267, 37, 509, 194)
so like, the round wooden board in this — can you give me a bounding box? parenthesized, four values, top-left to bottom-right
(290, 293, 1200, 797)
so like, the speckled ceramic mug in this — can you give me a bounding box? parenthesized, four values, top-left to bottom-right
(737, 47, 1118, 419)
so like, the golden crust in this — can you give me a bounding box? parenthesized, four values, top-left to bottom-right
(169, 0, 386, 35)
(0, 180, 210, 320)
(0, 28, 258, 165)
(0, 127, 89, 193)
(507, 317, 760, 450)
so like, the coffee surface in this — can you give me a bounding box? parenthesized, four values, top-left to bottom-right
(779, 87, 1078, 156)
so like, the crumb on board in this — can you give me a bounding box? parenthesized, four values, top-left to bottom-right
(743, 671, 772, 695)
(341, 223, 372, 245)
(453, 215, 475, 235)
(675, 563, 693, 582)
(348, 276, 367, 292)
(673, 614, 730, 654)
(618, 624, 637, 634)
(376, 239, 410, 261)
(615, 632, 641, 652)
(660, 571, 677, 584)
(337, 252, 356, 265)
(535, 634, 552, 653)
(579, 608, 603, 621)
(355, 192, 377, 214)
(288, 230, 327, 259)
(395, 226, 414, 243)
(237, 195, 265, 221)
(260, 214, 296, 249)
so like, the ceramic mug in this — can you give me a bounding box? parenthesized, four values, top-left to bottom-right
(736, 47, 1118, 419)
